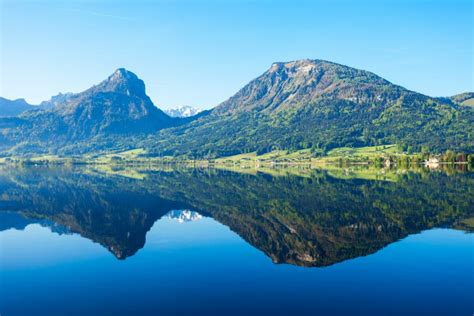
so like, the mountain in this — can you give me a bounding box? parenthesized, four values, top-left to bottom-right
(0, 68, 179, 154)
(0, 97, 35, 117)
(449, 92, 474, 107)
(1, 60, 473, 156)
(47, 68, 176, 135)
(164, 105, 203, 118)
(148, 59, 474, 157)
(0, 167, 472, 266)
(39, 92, 75, 110)
(0, 211, 71, 235)
(166, 210, 203, 223)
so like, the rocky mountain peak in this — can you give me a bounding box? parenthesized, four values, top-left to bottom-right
(95, 68, 147, 97)
(214, 59, 399, 115)
(109, 68, 134, 80)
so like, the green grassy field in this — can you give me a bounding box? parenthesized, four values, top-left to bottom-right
(462, 98, 474, 107)
(3, 144, 468, 170)
(327, 144, 399, 157)
(214, 149, 315, 164)
(214, 145, 403, 165)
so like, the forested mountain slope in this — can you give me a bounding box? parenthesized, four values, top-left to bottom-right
(147, 59, 473, 157)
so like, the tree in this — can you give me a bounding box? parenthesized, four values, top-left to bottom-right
(443, 150, 456, 163)
(467, 154, 474, 166)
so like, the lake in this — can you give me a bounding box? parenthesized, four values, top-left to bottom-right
(0, 165, 473, 316)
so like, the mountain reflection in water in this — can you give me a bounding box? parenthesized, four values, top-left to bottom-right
(166, 210, 203, 224)
(0, 166, 472, 267)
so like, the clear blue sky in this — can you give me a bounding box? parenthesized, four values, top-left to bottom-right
(1, 0, 472, 109)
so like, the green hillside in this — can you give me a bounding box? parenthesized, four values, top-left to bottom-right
(144, 60, 473, 157)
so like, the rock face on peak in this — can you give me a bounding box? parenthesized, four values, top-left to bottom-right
(0, 69, 177, 154)
(93, 68, 147, 97)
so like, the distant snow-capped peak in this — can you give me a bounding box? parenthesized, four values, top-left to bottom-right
(164, 105, 203, 118)
(165, 210, 203, 224)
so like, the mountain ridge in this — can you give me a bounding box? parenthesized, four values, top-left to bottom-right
(0, 60, 472, 156)
(0, 97, 36, 117)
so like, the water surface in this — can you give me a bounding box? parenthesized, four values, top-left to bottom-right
(0, 166, 473, 315)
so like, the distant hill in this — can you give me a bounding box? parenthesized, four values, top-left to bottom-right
(0, 93, 75, 119)
(39, 92, 75, 110)
(164, 105, 203, 118)
(148, 59, 473, 157)
(449, 92, 474, 107)
(0, 60, 473, 156)
(0, 97, 35, 117)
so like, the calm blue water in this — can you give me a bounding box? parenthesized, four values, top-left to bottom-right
(0, 167, 473, 315)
